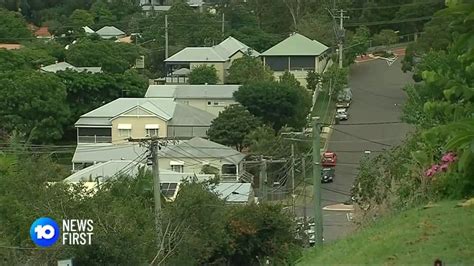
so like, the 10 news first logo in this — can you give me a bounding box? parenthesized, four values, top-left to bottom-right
(30, 217, 93, 248)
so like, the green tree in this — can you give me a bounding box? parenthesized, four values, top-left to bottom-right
(65, 39, 141, 73)
(306, 70, 320, 91)
(0, 71, 69, 143)
(227, 55, 274, 84)
(372, 29, 399, 46)
(69, 9, 94, 28)
(234, 81, 311, 131)
(344, 26, 371, 65)
(321, 65, 349, 98)
(188, 65, 219, 85)
(279, 71, 301, 88)
(56, 69, 147, 134)
(207, 104, 261, 151)
(0, 8, 31, 42)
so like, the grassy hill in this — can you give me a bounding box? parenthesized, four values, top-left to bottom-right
(298, 200, 474, 265)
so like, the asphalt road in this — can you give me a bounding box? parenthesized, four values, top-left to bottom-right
(296, 57, 414, 242)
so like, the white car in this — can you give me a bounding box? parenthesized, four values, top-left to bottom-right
(335, 108, 349, 120)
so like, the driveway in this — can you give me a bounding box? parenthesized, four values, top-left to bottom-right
(295, 56, 414, 242)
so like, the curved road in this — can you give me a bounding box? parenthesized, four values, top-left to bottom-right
(296, 56, 414, 242)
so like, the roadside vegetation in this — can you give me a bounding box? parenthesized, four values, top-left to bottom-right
(299, 200, 474, 265)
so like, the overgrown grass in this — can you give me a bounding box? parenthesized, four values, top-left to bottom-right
(311, 92, 335, 125)
(298, 200, 474, 265)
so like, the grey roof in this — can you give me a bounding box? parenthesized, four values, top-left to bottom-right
(72, 144, 148, 163)
(187, 0, 204, 7)
(165, 47, 226, 62)
(215, 182, 252, 203)
(165, 36, 259, 63)
(214, 36, 260, 58)
(141, 5, 171, 11)
(41, 62, 102, 73)
(65, 159, 212, 183)
(66, 160, 147, 182)
(261, 33, 329, 56)
(41, 62, 75, 73)
(83, 26, 95, 34)
(168, 104, 216, 126)
(76, 67, 102, 73)
(75, 98, 216, 127)
(161, 137, 246, 164)
(145, 84, 240, 99)
(96, 26, 125, 39)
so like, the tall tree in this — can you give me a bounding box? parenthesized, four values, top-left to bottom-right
(227, 55, 274, 84)
(234, 81, 311, 131)
(0, 8, 32, 42)
(188, 65, 219, 85)
(0, 71, 69, 143)
(207, 104, 261, 151)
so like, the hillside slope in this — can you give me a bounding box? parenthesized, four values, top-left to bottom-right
(298, 201, 474, 265)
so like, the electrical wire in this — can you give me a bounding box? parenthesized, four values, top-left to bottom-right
(345, 0, 443, 11)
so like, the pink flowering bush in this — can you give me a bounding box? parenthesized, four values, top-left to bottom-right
(425, 152, 457, 177)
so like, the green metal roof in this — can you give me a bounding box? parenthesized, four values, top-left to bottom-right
(261, 33, 329, 56)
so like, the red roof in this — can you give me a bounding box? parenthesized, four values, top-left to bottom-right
(34, 27, 51, 37)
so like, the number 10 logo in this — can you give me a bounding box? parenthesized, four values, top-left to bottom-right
(30, 217, 60, 247)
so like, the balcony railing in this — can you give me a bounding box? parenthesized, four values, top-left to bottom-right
(78, 135, 112, 144)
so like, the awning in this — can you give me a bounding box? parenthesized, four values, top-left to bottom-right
(117, 124, 132, 129)
(145, 124, 160, 129)
(170, 160, 184, 166)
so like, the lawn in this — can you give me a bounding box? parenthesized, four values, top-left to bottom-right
(297, 200, 474, 265)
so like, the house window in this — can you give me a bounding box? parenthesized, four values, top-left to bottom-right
(118, 124, 132, 138)
(119, 129, 131, 137)
(170, 160, 184, 173)
(160, 183, 178, 198)
(213, 102, 219, 106)
(207, 101, 212, 106)
(171, 165, 184, 173)
(145, 124, 160, 137)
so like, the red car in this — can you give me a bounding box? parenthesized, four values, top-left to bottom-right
(321, 152, 337, 167)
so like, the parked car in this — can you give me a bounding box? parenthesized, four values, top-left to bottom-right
(321, 151, 337, 167)
(321, 168, 335, 183)
(335, 108, 349, 121)
(336, 100, 351, 108)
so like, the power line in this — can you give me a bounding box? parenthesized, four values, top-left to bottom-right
(328, 127, 394, 147)
(346, 16, 433, 27)
(345, 0, 443, 11)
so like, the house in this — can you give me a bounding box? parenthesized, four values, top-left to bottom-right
(0, 44, 22, 50)
(140, 0, 204, 15)
(158, 137, 251, 182)
(164, 36, 260, 84)
(34, 26, 52, 39)
(96, 26, 126, 39)
(71, 137, 250, 183)
(63, 160, 214, 201)
(145, 84, 239, 116)
(75, 98, 216, 146)
(260, 33, 331, 87)
(40, 62, 102, 73)
(83, 26, 95, 34)
(63, 159, 253, 203)
(215, 182, 255, 204)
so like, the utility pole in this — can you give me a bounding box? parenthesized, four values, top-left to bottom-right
(165, 14, 169, 59)
(291, 144, 296, 215)
(334, 9, 349, 69)
(302, 156, 307, 223)
(259, 156, 267, 203)
(312, 117, 323, 245)
(221, 12, 225, 39)
(129, 137, 163, 246)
